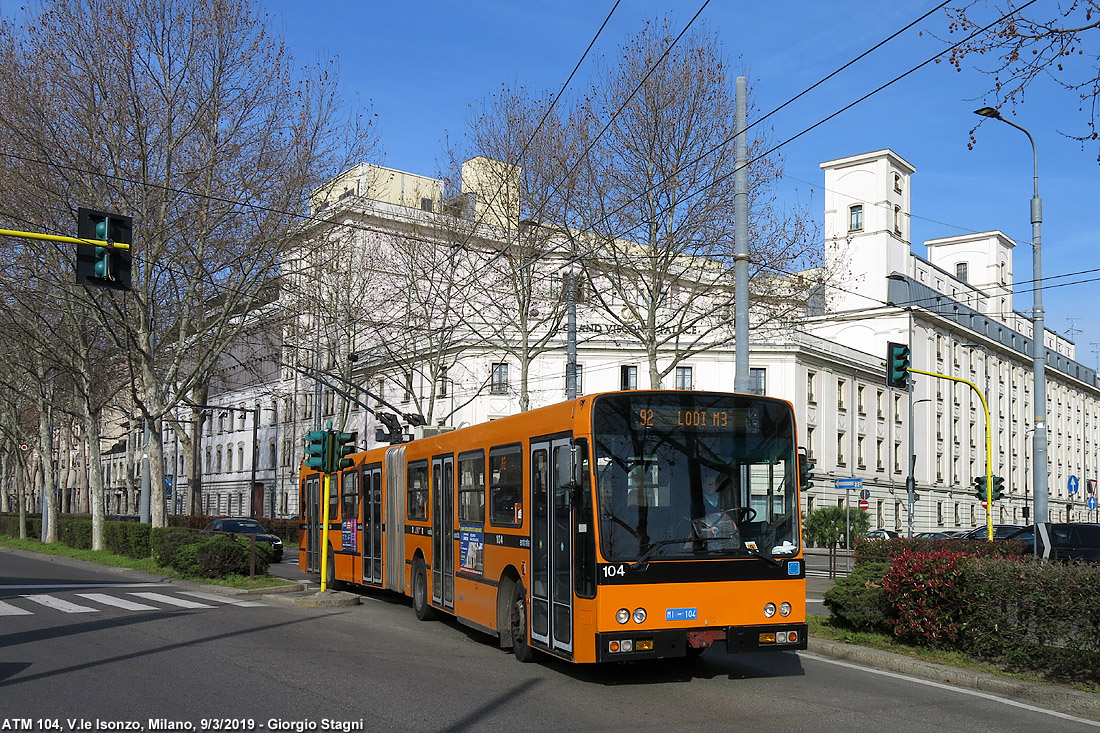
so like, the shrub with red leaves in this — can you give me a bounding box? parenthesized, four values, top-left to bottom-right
(881, 548, 975, 647)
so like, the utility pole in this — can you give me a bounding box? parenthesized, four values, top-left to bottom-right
(733, 76, 750, 393)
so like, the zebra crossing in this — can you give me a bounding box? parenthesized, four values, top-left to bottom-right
(0, 586, 267, 616)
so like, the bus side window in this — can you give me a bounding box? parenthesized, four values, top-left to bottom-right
(489, 443, 522, 526)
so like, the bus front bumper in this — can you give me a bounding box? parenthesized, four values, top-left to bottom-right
(596, 622, 808, 662)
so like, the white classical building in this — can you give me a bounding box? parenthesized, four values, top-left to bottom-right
(178, 149, 1100, 532)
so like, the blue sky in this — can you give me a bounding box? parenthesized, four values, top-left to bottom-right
(7, 1, 1098, 366)
(261, 0, 1099, 364)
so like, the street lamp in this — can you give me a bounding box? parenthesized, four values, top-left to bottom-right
(973, 107, 1048, 534)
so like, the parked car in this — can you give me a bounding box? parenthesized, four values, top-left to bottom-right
(1002, 523, 1100, 562)
(914, 531, 951, 540)
(203, 518, 284, 562)
(864, 529, 900, 541)
(951, 524, 1024, 540)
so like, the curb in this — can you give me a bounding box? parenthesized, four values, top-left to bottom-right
(807, 637, 1100, 722)
(262, 590, 361, 608)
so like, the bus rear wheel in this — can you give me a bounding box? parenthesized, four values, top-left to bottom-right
(510, 582, 535, 663)
(412, 559, 435, 621)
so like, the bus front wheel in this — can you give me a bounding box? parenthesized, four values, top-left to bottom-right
(510, 582, 535, 663)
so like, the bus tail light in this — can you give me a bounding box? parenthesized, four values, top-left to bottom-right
(632, 607, 647, 624)
(616, 608, 630, 624)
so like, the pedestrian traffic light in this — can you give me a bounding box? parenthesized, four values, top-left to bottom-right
(304, 429, 329, 472)
(797, 448, 815, 491)
(76, 207, 132, 290)
(332, 431, 357, 471)
(973, 475, 987, 501)
(991, 475, 1005, 501)
(886, 341, 911, 389)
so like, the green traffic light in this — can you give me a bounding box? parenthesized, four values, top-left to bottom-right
(886, 341, 910, 389)
(304, 429, 329, 471)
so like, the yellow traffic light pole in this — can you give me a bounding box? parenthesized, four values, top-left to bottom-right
(319, 471, 332, 593)
(0, 227, 131, 249)
(909, 367, 994, 541)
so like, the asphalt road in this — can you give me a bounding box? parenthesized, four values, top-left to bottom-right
(2, 549, 1097, 732)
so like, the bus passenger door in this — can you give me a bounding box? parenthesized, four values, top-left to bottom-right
(305, 475, 321, 573)
(530, 438, 573, 655)
(432, 456, 455, 611)
(362, 464, 383, 585)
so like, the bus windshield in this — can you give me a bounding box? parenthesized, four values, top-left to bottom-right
(592, 392, 799, 563)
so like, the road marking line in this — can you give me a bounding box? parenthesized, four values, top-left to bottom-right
(0, 599, 33, 615)
(128, 592, 213, 609)
(21, 594, 98, 613)
(179, 591, 266, 607)
(800, 652, 1100, 728)
(74, 593, 159, 611)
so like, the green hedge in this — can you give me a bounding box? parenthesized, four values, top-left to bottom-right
(824, 548, 1100, 685)
(1, 513, 274, 577)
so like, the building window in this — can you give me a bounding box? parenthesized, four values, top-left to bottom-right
(836, 433, 847, 466)
(849, 204, 863, 231)
(749, 368, 766, 396)
(806, 426, 816, 460)
(226, 445, 233, 473)
(216, 446, 223, 473)
(956, 262, 968, 282)
(675, 366, 693, 390)
(876, 389, 885, 419)
(857, 385, 866, 414)
(621, 365, 638, 391)
(893, 172, 902, 193)
(894, 205, 903, 234)
(837, 379, 847, 410)
(438, 371, 449, 399)
(807, 371, 817, 403)
(857, 436, 866, 468)
(490, 363, 509, 395)
(238, 443, 245, 470)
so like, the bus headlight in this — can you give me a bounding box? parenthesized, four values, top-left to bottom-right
(617, 608, 630, 624)
(763, 602, 777, 618)
(632, 607, 647, 624)
(779, 602, 792, 617)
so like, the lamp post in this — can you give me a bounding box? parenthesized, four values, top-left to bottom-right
(973, 107, 1047, 534)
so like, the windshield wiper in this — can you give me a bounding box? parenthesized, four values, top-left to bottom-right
(629, 536, 738, 570)
(743, 546, 784, 567)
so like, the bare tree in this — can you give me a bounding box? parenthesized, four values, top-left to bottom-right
(0, 0, 376, 528)
(945, 1, 1100, 160)
(568, 19, 820, 387)
(444, 89, 583, 410)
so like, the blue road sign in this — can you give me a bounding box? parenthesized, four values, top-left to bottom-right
(1089, 496, 1098, 511)
(1069, 475, 1080, 495)
(834, 478, 863, 490)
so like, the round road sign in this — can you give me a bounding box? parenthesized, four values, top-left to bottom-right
(858, 499, 869, 510)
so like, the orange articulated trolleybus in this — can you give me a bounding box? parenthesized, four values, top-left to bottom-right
(299, 390, 807, 663)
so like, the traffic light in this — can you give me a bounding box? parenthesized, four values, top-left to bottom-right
(991, 475, 1005, 501)
(972, 475, 987, 501)
(76, 207, 132, 290)
(886, 341, 911, 389)
(304, 430, 329, 472)
(332, 431, 357, 471)
(798, 447, 815, 491)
